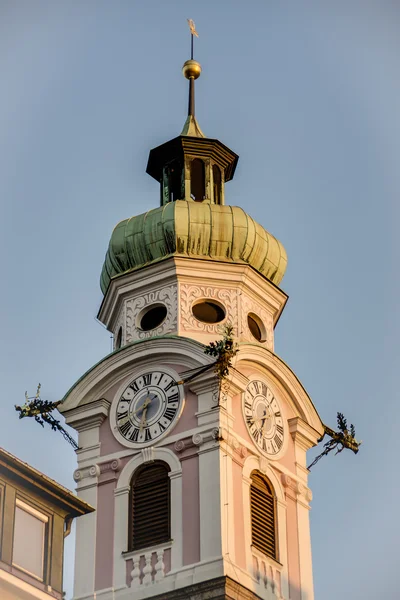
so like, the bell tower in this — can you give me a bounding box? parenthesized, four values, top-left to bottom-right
(60, 38, 324, 600)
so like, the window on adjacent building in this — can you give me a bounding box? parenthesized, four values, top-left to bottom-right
(250, 471, 277, 560)
(130, 462, 170, 551)
(13, 499, 48, 580)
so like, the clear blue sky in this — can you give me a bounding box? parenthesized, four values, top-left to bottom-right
(1, 2, 399, 598)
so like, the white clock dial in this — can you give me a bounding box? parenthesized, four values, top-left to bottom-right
(243, 379, 285, 457)
(113, 370, 183, 446)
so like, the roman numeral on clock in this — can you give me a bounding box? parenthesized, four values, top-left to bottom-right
(276, 424, 284, 436)
(274, 434, 283, 450)
(129, 428, 139, 442)
(130, 381, 140, 394)
(167, 392, 179, 403)
(117, 410, 128, 420)
(143, 373, 151, 386)
(164, 380, 176, 392)
(144, 428, 152, 442)
(119, 421, 131, 437)
(163, 407, 177, 421)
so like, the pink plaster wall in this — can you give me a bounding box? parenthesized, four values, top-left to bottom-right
(232, 460, 246, 570)
(170, 389, 198, 436)
(181, 454, 200, 565)
(95, 480, 116, 591)
(286, 495, 301, 600)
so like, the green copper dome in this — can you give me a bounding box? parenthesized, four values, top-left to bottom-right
(100, 200, 287, 294)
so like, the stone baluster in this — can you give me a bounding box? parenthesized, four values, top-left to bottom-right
(130, 560, 141, 588)
(154, 549, 165, 581)
(142, 552, 152, 585)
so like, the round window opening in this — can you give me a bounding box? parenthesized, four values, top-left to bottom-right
(247, 313, 266, 343)
(192, 300, 225, 324)
(138, 304, 167, 331)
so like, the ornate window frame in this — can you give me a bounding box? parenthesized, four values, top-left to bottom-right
(113, 447, 182, 590)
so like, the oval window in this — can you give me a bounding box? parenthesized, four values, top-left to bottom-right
(192, 300, 225, 324)
(138, 304, 167, 331)
(247, 313, 266, 342)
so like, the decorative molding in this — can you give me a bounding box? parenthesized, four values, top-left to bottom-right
(125, 284, 178, 341)
(141, 447, 155, 463)
(99, 458, 121, 475)
(281, 474, 312, 503)
(73, 463, 100, 482)
(174, 440, 185, 453)
(62, 398, 110, 432)
(192, 433, 203, 446)
(218, 427, 247, 458)
(288, 417, 321, 450)
(180, 284, 238, 334)
(259, 456, 268, 474)
(113, 303, 126, 349)
(173, 428, 220, 453)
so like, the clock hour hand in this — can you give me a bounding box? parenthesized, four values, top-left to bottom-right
(130, 396, 151, 417)
(139, 405, 149, 432)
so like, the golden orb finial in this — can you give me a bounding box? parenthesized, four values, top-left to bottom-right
(182, 59, 202, 80)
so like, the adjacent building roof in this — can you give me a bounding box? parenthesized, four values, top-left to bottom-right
(0, 447, 94, 516)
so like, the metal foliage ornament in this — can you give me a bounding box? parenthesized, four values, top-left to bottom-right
(308, 412, 361, 470)
(177, 324, 239, 386)
(204, 324, 238, 380)
(15, 384, 78, 450)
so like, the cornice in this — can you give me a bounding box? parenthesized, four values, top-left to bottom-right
(98, 255, 288, 330)
(288, 417, 321, 450)
(62, 398, 110, 431)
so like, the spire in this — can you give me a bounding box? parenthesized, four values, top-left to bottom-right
(181, 19, 204, 138)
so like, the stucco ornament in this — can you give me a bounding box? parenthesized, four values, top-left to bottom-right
(240, 293, 273, 349)
(180, 284, 238, 334)
(125, 284, 178, 341)
(113, 304, 125, 349)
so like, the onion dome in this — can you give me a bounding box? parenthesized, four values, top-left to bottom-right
(100, 201, 287, 294)
(100, 37, 287, 294)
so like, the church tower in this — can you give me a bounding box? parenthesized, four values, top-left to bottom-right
(59, 46, 324, 600)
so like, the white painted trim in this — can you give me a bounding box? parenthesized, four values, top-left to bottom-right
(73, 484, 98, 599)
(113, 447, 183, 590)
(242, 454, 289, 600)
(15, 498, 48, 522)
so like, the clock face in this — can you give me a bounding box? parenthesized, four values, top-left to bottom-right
(243, 379, 285, 457)
(112, 369, 183, 446)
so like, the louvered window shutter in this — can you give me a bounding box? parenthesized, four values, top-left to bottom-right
(250, 471, 277, 560)
(130, 463, 170, 551)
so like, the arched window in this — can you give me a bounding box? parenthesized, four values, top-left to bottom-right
(130, 462, 170, 551)
(212, 164, 222, 204)
(190, 158, 205, 201)
(250, 471, 277, 560)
